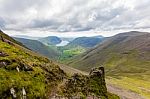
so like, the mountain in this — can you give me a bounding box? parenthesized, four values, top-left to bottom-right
(14, 37, 60, 59)
(68, 31, 150, 72)
(92, 35, 104, 38)
(68, 31, 150, 98)
(0, 30, 118, 98)
(66, 36, 104, 48)
(38, 36, 62, 45)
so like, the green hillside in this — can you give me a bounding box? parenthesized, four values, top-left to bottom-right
(38, 36, 62, 45)
(0, 34, 65, 98)
(68, 31, 150, 98)
(66, 36, 104, 48)
(0, 30, 25, 47)
(58, 46, 86, 62)
(14, 37, 60, 60)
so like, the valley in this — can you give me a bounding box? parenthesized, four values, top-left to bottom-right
(11, 30, 150, 99)
(14, 35, 104, 61)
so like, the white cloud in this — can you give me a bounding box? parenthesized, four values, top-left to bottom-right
(0, 0, 150, 36)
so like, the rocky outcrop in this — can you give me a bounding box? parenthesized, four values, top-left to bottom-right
(88, 67, 107, 98)
(0, 59, 11, 68)
(0, 35, 14, 45)
(60, 67, 108, 99)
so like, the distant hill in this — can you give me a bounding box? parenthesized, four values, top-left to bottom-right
(61, 37, 75, 42)
(38, 36, 62, 45)
(66, 36, 104, 48)
(14, 37, 60, 59)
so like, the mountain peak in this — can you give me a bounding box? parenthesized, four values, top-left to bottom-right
(116, 31, 149, 37)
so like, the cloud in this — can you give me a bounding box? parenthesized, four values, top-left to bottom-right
(0, 0, 150, 34)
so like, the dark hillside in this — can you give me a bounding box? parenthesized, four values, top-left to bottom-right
(14, 37, 60, 59)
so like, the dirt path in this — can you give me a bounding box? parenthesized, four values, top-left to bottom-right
(107, 84, 145, 99)
(57, 63, 88, 75)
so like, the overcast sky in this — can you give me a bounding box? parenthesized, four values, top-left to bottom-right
(0, 0, 150, 37)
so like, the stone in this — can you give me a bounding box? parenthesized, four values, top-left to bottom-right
(0, 59, 11, 68)
(19, 62, 33, 71)
(10, 88, 17, 98)
(0, 62, 7, 67)
(22, 87, 26, 99)
(89, 67, 104, 76)
(0, 51, 8, 57)
(16, 66, 20, 72)
(0, 35, 14, 45)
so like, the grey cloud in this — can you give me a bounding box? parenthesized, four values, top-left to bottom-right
(0, 0, 150, 32)
(29, 19, 62, 29)
(0, 17, 5, 28)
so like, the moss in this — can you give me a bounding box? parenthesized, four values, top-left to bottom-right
(107, 92, 120, 99)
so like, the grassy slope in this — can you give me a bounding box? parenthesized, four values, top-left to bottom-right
(58, 45, 86, 62)
(14, 37, 60, 60)
(0, 30, 25, 47)
(68, 31, 150, 98)
(0, 40, 65, 98)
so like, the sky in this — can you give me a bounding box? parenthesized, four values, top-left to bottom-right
(0, 0, 150, 37)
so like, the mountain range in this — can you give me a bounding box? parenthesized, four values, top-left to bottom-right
(14, 35, 105, 61)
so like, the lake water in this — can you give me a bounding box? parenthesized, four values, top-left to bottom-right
(56, 41, 69, 46)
